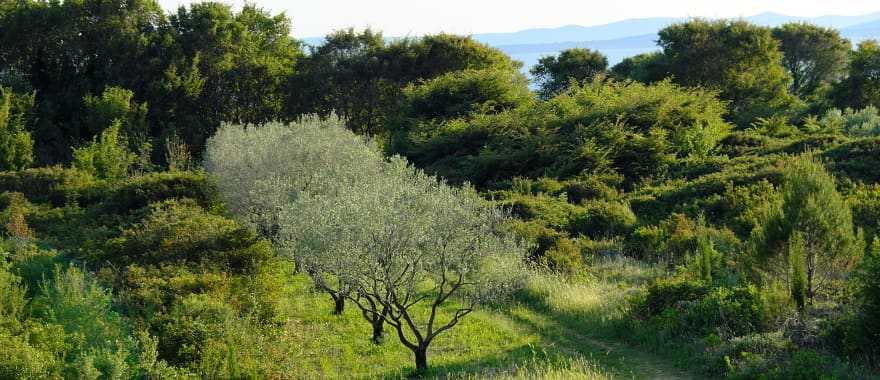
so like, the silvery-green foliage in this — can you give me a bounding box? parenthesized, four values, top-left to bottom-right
(298, 155, 528, 358)
(818, 106, 880, 136)
(205, 114, 385, 302)
(207, 115, 527, 366)
(204, 114, 383, 252)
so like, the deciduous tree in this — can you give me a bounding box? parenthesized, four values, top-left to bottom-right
(531, 48, 608, 99)
(772, 23, 850, 98)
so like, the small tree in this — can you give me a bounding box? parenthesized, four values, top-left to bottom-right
(855, 238, 880, 341)
(0, 87, 34, 171)
(72, 121, 136, 180)
(756, 154, 863, 303)
(788, 232, 808, 312)
(329, 159, 527, 372)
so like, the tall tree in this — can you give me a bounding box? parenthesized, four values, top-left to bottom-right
(657, 19, 799, 126)
(530, 48, 608, 99)
(156, 3, 301, 156)
(833, 40, 880, 110)
(287, 29, 390, 135)
(0, 0, 164, 164)
(610, 52, 668, 83)
(289, 31, 519, 136)
(772, 23, 850, 98)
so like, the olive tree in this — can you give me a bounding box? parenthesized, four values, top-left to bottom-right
(205, 114, 384, 313)
(307, 157, 527, 371)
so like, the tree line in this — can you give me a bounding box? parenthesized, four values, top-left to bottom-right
(3, 1, 880, 172)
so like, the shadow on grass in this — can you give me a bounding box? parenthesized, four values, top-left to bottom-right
(501, 286, 699, 380)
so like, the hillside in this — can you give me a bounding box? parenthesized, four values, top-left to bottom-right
(5, 2, 880, 379)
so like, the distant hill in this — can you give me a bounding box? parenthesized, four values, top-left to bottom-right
(473, 12, 880, 48)
(301, 11, 880, 70)
(470, 18, 682, 46)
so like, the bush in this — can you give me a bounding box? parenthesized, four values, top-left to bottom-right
(683, 285, 764, 336)
(156, 293, 236, 365)
(0, 167, 97, 206)
(849, 184, 880, 238)
(568, 200, 637, 238)
(850, 238, 880, 364)
(818, 106, 880, 137)
(543, 237, 584, 273)
(104, 199, 272, 272)
(499, 193, 582, 230)
(0, 87, 35, 171)
(72, 121, 137, 180)
(825, 137, 880, 183)
(562, 176, 620, 203)
(402, 68, 532, 120)
(99, 171, 220, 216)
(642, 277, 709, 316)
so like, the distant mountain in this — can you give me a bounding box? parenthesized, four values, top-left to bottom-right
(842, 20, 880, 42)
(470, 18, 682, 46)
(470, 12, 880, 49)
(300, 11, 880, 71)
(489, 12, 880, 70)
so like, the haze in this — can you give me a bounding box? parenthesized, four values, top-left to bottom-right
(157, 0, 880, 37)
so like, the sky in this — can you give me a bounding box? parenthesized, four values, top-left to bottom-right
(156, 0, 880, 38)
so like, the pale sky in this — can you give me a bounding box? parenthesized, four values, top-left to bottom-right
(156, 0, 880, 37)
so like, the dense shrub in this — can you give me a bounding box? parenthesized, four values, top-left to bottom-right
(104, 199, 272, 272)
(542, 237, 584, 273)
(98, 171, 220, 215)
(568, 200, 637, 238)
(849, 184, 880, 238)
(498, 193, 583, 230)
(72, 122, 137, 180)
(642, 277, 709, 316)
(818, 106, 880, 136)
(0, 88, 35, 171)
(0, 252, 156, 378)
(401, 68, 532, 120)
(561, 176, 621, 203)
(683, 285, 764, 336)
(850, 239, 880, 364)
(825, 137, 880, 183)
(0, 166, 97, 206)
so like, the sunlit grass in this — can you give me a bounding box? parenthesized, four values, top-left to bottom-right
(270, 257, 694, 379)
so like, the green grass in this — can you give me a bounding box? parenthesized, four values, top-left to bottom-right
(275, 258, 695, 379)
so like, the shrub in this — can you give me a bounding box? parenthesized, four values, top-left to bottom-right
(683, 286, 764, 336)
(543, 237, 584, 273)
(99, 171, 220, 216)
(818, 106, 880, 136)
(852, 238, 880, 362)
(568, 200, 636, 238)
(104, 199, 272, 272)
(0, 167, 96, 206)
(0, 87, 34, 171)
(72, 121, 137, 180)
(824, 137, 880, 183)
(562, 176, 620, 203)
(499, 193, 582, 230)
(26, 265, 145, 378)
(402, 68, 532, 120)
(156, 293, 236, 365)
(642, 277, 709, 316)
